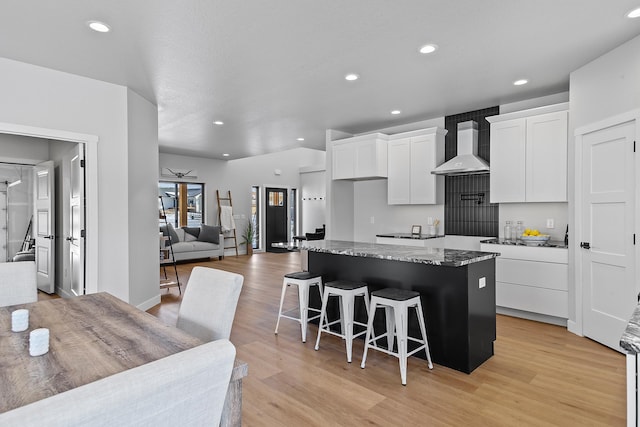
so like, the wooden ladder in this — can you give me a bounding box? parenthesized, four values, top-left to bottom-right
(216, 190, 239, 256)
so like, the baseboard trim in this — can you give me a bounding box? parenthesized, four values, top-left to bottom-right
(567, 320, 582, 336)
(137, 294, 161, 312)
(496, 306, 568, 327)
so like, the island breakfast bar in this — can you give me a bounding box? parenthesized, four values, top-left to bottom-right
(300, 240, 500, 374)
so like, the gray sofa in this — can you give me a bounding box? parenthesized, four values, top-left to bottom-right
(161, 224, 224, 262)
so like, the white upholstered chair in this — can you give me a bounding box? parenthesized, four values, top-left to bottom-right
(0, 261, 37, 307)
(177, 267, 244, 342)
(0, 339, 237, 427)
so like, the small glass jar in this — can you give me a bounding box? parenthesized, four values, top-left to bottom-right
(515, 221, 524, 241)
(504, 221, 513, 241)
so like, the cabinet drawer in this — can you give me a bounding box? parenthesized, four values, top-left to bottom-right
(496, 258, 568, 291)
(497, 282, 568, 318)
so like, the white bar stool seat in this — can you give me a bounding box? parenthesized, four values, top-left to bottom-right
(360, 288, 433, 385)
(275, 271, 323, 342)
(314, 280, 370, 363)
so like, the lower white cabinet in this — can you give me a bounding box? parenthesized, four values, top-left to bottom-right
(480, 243, 568, 320)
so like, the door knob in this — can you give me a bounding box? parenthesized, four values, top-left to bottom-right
(580, 241, 590, 249)
(44, 235, 55, 240)
(66, 236, 75, 242)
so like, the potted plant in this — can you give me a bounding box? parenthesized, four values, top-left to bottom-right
(242, 220, 255, 256)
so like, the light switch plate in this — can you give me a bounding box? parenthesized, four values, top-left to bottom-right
(546, 218, 554, 228)
(479, 277, 486, 289)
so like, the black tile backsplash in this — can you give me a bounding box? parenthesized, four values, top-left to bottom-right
(444, 106, 499, 237)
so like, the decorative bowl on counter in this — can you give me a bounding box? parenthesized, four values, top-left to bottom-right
(520, 234, 550, 246)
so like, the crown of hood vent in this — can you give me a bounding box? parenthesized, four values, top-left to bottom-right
(431, 120, 490, 176)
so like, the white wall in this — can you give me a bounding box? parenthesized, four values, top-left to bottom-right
(127, 89, 160, 309)
(0, 57, 156, 306)
(568, 34, 640, 328)
(353, 179, 444, 242)
(0, 133, 50, 164)
(300, 168, 326, 235)
(159, 147, 325, 253)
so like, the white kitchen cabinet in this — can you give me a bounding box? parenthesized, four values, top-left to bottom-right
(480, 243, 568, 322)
(487, 103, 568, 203)
(387, 127, 446, 204)
(332, 133, 388, 180)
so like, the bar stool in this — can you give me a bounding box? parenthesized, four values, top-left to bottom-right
(274, 271, 323, 342)
(314, 280, 370, 363)
(360, 288, 433, 385)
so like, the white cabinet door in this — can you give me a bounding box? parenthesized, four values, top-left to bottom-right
(355, 139, 386, 178)
(489, 118, 526, 203)
(526, 111, 568, 202)
(387, 128, 445, 205)
(332, 142, 355, 180)
(387, 138, 411, 204)
(411, 134, 443, 204)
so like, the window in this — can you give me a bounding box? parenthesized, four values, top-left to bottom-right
(158, 182, 204, 227)
(251, 186, 260, 249)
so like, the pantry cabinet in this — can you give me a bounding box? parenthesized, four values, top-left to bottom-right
(487, 103, 568, 203)
(387, 127, 446, 205)
(332, 133, 388, 180)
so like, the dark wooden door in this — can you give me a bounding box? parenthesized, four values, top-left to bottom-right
(265, 187, 288, 252)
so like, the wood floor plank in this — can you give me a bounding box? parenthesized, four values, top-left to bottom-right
(147, 252, 627, 426)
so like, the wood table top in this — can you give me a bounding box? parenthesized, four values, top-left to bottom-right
(0, 292, 203, 413)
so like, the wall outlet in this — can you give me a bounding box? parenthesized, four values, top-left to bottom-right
(546, 218, 554, 229)
(479, 277, 486, 289)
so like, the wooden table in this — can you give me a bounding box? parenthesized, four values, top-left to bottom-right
(0, 292, 247, 425)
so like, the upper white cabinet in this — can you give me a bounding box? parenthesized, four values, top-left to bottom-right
(387, 127, 446, 205)
(332, 133, 388, 180)
(487, 103, 569, 203)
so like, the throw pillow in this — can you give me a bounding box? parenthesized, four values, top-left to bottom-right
(160, 223, 180, 247)
(183, 226, 201, 238)
(198, 224, 221, 244)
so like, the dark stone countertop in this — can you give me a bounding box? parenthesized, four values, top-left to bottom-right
(480, 238, 568, 249)
(376, 233, 444, 240)
(299, 240, 499, 267)
(621, 303, 640, 353)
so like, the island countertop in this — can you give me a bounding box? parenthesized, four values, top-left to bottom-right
(621, 302, 640, 354)
(299, 239, 499, 267)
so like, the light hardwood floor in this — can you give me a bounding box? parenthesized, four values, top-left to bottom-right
(150, 252, 626, 426)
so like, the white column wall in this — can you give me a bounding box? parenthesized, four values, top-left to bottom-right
(0, 58, 132, 302)
(568, 34, 640, 330)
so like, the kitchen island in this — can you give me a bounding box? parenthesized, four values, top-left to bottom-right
(300, 240, 500, 374)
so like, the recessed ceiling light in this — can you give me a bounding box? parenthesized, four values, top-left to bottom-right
(222, 153, 230, 157)
(391, 110, 401, 115)
(513, 79, 529, 86)
(87, 20, 110, 33)
(419, 44, 438, 54)
(213, 120, 224, 125)
(297, 138, 305, 141)
(627, 7, 640, 18)
(345, 73, 359, 81)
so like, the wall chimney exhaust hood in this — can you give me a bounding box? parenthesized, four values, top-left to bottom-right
(431, 120, 489, 176)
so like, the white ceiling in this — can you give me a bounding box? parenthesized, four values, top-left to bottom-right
(1, 1, 639, 160)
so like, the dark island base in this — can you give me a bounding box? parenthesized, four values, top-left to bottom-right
(308, 252, 496, 374)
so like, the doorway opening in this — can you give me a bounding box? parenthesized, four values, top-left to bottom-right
(265, 187, 288, 252)
(0, 123, 98, 297)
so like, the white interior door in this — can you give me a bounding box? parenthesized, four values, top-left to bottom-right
(34, 161, 55, 293)
(581, 120, 636, 351)
(67, 145, 85, 296)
